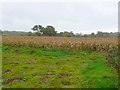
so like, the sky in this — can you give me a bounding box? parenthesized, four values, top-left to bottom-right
(0, 0, 119, 34)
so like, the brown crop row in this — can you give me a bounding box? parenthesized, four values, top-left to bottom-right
(2, 36, 119, 51)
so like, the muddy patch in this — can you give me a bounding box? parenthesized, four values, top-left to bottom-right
(3, 77, 24, 85)
(40, 77, 49, 84)
(59, 73, 71, 78)
(3, 69, 11, 74)
(62, 81, 71, 85)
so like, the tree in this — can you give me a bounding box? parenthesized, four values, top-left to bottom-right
(31, 25, 57, 36)
(69, 31, 75, 37)
(27, 31, 34, 36)
(63, 31, 70, 37)
(31, 25, 44, 36)
(59, 32, 64, 36)
(43, 25, 57, 36)
(91, 32, 95, 37)
(97, 31, 103, 37)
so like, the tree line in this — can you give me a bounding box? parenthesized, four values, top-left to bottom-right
(30, 25, 74, 37)
(28, 25, 118, 37)
(0, 24, 119, 37)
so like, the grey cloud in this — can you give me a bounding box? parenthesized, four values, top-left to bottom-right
(1, 1, 118, 34)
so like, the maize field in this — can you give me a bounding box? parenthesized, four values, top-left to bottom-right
(2, 36, 118, 51)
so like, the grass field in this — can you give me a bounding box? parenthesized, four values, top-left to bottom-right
(2, 36, 119, 88)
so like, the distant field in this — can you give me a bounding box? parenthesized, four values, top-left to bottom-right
(3, 36, 118, 45)
(2, 36, 118, 51)
(2, 36, 119, 88)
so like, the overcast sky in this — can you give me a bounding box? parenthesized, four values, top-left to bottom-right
(0, 0, 118, 34)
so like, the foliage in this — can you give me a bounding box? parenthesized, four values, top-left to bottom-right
(31, 25, 44, 36)
(43, 26, 57, 36)
(63, 31, 70, 37)
(31, 25, 56, 36)
(105, 47, 120, 75)
(0, 30, 118, 37)
(0, 30, 28, 36)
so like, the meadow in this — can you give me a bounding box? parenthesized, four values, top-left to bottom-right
(2, 36, 119, 88)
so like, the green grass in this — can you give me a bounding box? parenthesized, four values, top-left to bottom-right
(2, 45, 118, 88)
